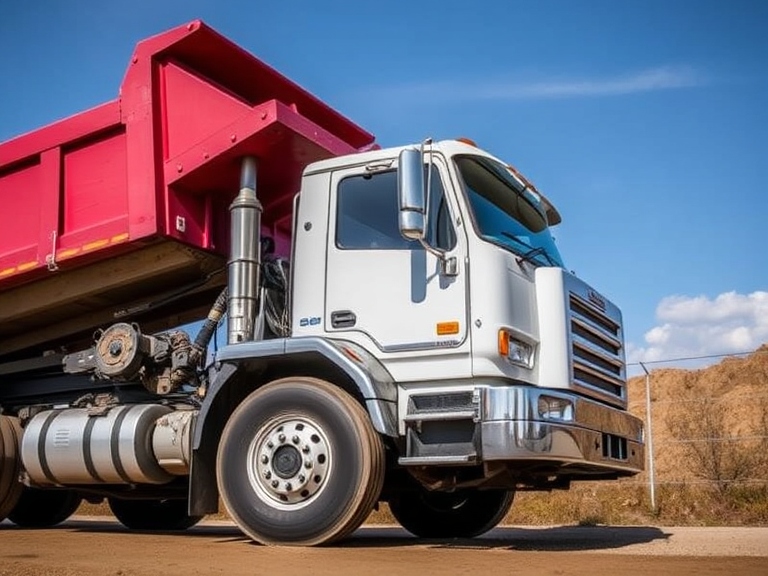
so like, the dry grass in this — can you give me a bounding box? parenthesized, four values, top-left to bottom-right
(502, 483, 768, 527)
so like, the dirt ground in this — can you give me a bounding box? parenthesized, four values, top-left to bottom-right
(1, 518, 766, 576)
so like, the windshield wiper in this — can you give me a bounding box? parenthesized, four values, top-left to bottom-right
(500, 231, 556, 266)
(518, 246, 555, 266)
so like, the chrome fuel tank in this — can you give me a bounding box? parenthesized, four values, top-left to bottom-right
(21, 405, 174, 486)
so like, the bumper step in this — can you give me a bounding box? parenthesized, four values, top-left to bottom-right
(398, 454, 477, 466)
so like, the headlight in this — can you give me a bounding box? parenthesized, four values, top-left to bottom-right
(497, 329, 534, 368)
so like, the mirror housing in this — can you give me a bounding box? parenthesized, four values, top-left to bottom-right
(397, 148, 426, 241)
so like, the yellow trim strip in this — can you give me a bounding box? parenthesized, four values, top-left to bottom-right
(3, 230, 131, 278)
(57, 248, 81, 258)
(82, 239, 110, 252)
(17, 261, 38, 272)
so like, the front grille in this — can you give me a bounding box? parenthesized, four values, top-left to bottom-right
(568, 293, 625, 402)
(410, 392, 475, 413)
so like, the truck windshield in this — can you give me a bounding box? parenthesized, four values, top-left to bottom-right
(455, 155, 564, 267)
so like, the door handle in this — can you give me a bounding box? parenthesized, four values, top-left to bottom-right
(331, 310, 357, 328)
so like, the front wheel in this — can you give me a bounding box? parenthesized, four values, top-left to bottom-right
(389, 487, 514, 539)
(217, 377, 385, 546)
(108, 497, 202, 531)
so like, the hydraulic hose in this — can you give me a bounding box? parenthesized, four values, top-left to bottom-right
(191, 288, 228, 366)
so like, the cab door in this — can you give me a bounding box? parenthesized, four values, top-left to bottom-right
(324, 156, 471, 379)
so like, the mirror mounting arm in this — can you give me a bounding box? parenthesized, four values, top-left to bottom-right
(417, 239, 458, 277)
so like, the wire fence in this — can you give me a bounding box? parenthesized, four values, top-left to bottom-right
(627, 348, 768, 367)
(626, 353, 768, 509)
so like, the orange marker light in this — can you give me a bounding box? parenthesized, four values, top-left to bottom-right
(498, 329, 509, 357)
(455, 137, 477, 147)
(436, 322, 460, 336)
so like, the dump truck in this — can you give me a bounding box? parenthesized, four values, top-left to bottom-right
(0, 21, 644, 545)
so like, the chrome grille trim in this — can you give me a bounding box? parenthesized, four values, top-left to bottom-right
(571, 317, 621, 354)
(568, 292, 626, 405)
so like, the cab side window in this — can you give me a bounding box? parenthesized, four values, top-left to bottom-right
(336, 166, 456, 251)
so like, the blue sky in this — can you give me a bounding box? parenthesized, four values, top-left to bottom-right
(1, 0, 766, 369)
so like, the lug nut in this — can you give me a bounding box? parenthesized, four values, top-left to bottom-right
(267, 441, 274, 449)
(292, 435, 300, 444)
(302, 445, 310, 453)
(304, 460, 312, 469)
(285, 482, 292, 491)
(278, 433, 286, 443)
(261, 455, 269, 464)
(298, 474, 305, 483)
(271, 480, 279, 488)
(265, 471, 272, 480)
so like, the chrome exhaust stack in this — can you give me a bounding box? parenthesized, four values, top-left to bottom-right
(227, 157, 262, 344)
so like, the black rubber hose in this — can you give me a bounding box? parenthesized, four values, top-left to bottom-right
(191, 288, 228, 365)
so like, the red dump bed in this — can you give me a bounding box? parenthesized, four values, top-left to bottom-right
(0, 21, 374, 358)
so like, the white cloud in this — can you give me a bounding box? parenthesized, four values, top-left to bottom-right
(628, 291, 768, 367)
(373, 65, 705, 103)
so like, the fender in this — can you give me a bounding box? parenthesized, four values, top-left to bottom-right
(188, 336, 398, 514)
(195, 336, 397, 447)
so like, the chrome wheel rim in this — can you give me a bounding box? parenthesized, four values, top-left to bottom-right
(246, 415, 332, 509)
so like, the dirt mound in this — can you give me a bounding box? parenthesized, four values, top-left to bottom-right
(627, 345, 768, 481)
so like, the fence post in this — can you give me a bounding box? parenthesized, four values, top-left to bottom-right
(639, 362, 656, 511)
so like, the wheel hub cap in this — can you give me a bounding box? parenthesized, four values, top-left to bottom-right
(273, 445, 301, 479)
(248, 417, 331, 506)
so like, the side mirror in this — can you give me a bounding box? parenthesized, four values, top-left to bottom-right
(397, 148, 426, 241)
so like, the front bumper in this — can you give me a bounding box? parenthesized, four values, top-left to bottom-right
(479, 386, 644, 475)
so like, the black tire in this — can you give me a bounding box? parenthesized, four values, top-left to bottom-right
(108, 497, 202, 531)
(389, 487, 514, 539)
(0, 416, 23, 521)
(217, 377, 385, 546)
(8, 488, 82, 528)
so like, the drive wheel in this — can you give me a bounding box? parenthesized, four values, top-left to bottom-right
(217, 377, 385, 546)
(389, 487, 514, 539)
(8, 488, 82, 528)
(0, 415, 23, 521)
(108, 497, 202, 531)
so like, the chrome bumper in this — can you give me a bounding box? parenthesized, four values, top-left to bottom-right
(479, 386, 644, 475)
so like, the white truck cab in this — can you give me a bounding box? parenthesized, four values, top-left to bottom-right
(292, 140, 642, 474)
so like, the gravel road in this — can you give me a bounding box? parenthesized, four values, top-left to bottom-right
(1, 518, 766, 576)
